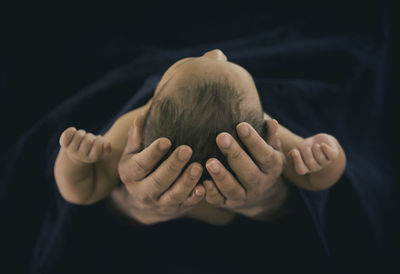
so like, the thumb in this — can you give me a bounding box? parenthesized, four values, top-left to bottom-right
(122, 114, 145, 156)
(266, 119, 282, 151)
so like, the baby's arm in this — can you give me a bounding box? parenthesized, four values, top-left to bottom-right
(266, 114, 347, 191)
(54, 127, 115, 204)
(54, 103, 151, 205)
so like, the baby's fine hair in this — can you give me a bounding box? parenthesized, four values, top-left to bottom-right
(142, 78, 267, 182)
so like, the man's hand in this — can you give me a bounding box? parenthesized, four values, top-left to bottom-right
(203, 119, 288, 219)
(117, 114, 205, 225)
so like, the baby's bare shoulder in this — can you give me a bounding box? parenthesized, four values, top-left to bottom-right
(104, 105, 149, 149)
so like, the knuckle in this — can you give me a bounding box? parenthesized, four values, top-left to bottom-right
(245, 169, 259, 184)
(81, 138, 93, 149)
(138, 193, 153, 205)
(258, 152, 272, 167)
(207, 191, 220, 199)
(225, 187, 239, 197)
(230, 148, 242, 160)
(150, 175, 165, 191)
(166, 162, 181, 173)
(214, 171, 226, 182)
(165, 192, 182, 205)
(182, 177, 196, 189)
(133, 157, 147, 174)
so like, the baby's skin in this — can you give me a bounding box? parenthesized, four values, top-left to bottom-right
(54, 101, 346, 224)
(54, 49, 346, 224)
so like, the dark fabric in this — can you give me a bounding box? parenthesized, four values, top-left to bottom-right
(1, 4, 398, 274)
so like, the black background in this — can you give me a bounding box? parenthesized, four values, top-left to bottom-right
(1, 1, 395, 154)
(0, 1, 397, 273)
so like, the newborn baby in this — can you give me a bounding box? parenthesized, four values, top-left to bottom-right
(54, 50, 346, 223)
(141, 75, 266, 184)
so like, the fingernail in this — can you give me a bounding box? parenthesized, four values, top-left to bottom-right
(178, 147, 191, 161)
(218, 134, 232, 149)
(159, 139, 171, 151)
(195, 187, 204, 196)
(237, 123, 250, 138)
(207, 160, 220, 174)
(190, 165, 202, 177)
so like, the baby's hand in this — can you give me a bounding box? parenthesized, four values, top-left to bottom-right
(59, 127, 111, 164)
(288, 133, 340, 175)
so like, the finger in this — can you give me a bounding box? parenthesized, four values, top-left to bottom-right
(204, 180, 225, 206)
(206, 158, 246, 201)
(145, 145, 192, 198)
(321, 143, 339, 161)
(182, 185, 205, 207)
(216, 132, 264, 191)
(69, 129, 86, 151)
(265, 119, 282, 151)
(300, 146, 322, 172)
(122, 137, 171, 182)
(59, 127, 77, 147)
(236, 122, 282, 174)
(78, 133, 96, 157)
(103, 141, 112, 154)
(311, 143, 330, 166)
(87, 136, 105, 161)
(289, 149, 309, 175)
(159, 163, 203, 205)
(122, 114, 145, 156)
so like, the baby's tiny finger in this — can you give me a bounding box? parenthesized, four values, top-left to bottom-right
(312, 143, 330, 166)
(290, 149, 309, 175)
(88, 136, 105, 161)
(59, 127, 77, 147)
(321, 143, 339, 161)
(78, 133, 96, 157)
(69, 129, 86, 152)
(301, 146, 322, 172)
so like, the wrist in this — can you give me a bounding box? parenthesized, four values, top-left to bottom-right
(106, 185, 146, 226)
(238, 176, 292, 221)
(106, 185, 174, 226)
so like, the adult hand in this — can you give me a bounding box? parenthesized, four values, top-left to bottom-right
(203, 119, 288, 219)
(117, 114, 205, 225)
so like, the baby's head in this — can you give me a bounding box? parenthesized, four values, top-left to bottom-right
(141, 50, 267, 182)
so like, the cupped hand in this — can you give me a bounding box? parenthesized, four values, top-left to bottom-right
(203, 119, 288, 218)
(117, 114, 206, 225)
